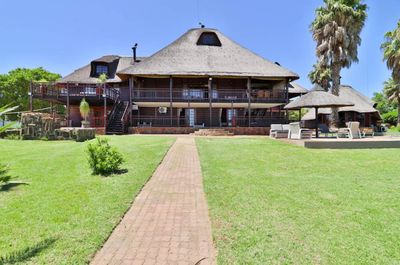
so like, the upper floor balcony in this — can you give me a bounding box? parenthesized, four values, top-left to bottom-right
(31, 82, 120, 105)
(132, 88, 287, 104)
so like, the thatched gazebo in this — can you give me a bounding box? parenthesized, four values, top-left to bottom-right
(284, 85, 354, 137)
(301, 85, 381, 127)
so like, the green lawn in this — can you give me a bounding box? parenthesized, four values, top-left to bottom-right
(197, 138, 400, 265)
(0, 136, 174, 264)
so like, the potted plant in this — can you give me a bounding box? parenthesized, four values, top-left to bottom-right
(80, 98, 90, 128)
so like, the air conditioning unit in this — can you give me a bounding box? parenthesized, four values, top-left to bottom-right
(158, 107, 167, 114)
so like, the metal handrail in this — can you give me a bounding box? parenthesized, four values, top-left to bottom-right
(120, 102, 130, 133)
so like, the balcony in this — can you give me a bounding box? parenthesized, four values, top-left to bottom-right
(132, 115, 287, 128)
(32, 82, 121, 105)
(132, 88, 286, 104)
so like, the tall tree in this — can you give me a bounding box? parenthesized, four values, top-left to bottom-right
(310, 0, 367, 124)
(308, 62, 331, 91)
(383, 77, 400, 125)
(0, 68, 61, 117)
(381, 21, 400, 123)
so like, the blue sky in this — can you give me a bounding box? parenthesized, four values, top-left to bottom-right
(0, 0, 398, 97)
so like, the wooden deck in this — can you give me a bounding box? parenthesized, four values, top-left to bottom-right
(281, 136, 400, 149)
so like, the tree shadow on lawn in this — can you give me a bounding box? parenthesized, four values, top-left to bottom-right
(0, 237, 57, 265)
(0, 181, 29, 192)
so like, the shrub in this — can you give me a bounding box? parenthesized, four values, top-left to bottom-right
(86, 138, 124, 176)
(382, 110, 398, 125)
(0, 164, 11, 185)
(4, 134, 20, 140)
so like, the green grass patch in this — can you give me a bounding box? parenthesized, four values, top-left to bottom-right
(0, 136, 174, 264)
(197, 138, 400, 264)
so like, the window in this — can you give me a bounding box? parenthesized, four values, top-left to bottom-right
(95, 64, 108, 75)
(183, 89, 204, 99)
(186, 109, 196, 127)
(197, 32, 222, 46)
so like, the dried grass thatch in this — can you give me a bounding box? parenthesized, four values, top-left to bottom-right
(118, 28, 299, 79)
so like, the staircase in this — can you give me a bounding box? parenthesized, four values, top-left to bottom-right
(193, 128, 234, 136)
(106, 101, 129, 135)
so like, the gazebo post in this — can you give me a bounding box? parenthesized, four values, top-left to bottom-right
(315, 107, 319, 138)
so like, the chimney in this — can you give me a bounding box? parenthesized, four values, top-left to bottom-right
(131, 43, 138, 64)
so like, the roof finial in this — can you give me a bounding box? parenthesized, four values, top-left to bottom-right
(199, 22, 205, 28)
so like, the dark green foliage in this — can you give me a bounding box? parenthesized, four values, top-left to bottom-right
(87, 138, 124, 175)
(0, 164, 11, 184)
(382, 110, 398, 125)
(372, 91, 396, 114)
(0, 68, 61, 118)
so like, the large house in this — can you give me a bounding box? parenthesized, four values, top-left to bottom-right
(31, 27, 307, 134)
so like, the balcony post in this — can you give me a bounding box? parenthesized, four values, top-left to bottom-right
(169, 76, 173, 126)
(208, 77, 212, 127)
(103, 83, 107, 129)
(29, 81, 33, 112)
(66, 82, 70, 126)
(247, 77, 251, 127)
(285, 78, 289, 122)
(285, 78, 289, 103)
(129, 77, 133, 126)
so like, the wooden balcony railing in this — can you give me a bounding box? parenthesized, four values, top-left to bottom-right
(32, 82, 121, 102)
(132, 115, 287, 127)
(132, 88, 286, 103)
(133, 116, 187, 127)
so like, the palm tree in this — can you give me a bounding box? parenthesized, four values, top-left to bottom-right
(311, 0, 367, 124)
(383, 78, 400, 125)
(0, 104, 18, 133)
(308, 62, 331, 91)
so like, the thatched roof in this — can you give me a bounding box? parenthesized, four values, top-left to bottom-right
(284, 84, 354, 110)
(118, 28, 299, 79)
(301, 85, 380, 120)
(59, 55, 145, 84)
(288, 82, 308, 95)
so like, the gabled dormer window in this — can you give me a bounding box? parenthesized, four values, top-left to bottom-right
(95, 64, 108, 75)
(197, 32, 222, 46)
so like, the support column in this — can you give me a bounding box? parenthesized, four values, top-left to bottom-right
(129, 77, 133, 126)
(208, 77, 212, 127)
(66, 82, 70, 127)
(247, 77, 251, 127)
(169, 76, 173, 126)
(29, 81, 33, 112)
(136, 78, 140, 125)
(285, 79, 290, 123)
(103, 83, 107, 129)
(315, 107, 319, 138)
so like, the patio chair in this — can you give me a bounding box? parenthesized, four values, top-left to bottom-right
(288, 122, 312, 139)
(337, 121, 362, 139)
(269, 124, 289, 138)
(318, 124, 337, 138)
(361, 127, 374, 137)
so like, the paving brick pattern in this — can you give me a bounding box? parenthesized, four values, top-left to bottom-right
(91, 137, 216, 265)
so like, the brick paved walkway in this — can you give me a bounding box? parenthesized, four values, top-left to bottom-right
(91, 137, 216, 265)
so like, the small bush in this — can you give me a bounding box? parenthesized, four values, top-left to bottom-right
(86, 138, 124, 176)
(382, 110, 398, 126)
(4, 134, 20, 140)
(0, 164, 11, 184)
